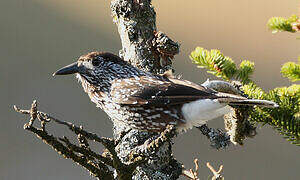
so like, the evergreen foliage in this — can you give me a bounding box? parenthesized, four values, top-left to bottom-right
(190, 48, 254, 84)
(190, 47, 300, 146)
(281, 58, 300, 82)
(267, 15, 299, 33)
(190, 48, 237, 80)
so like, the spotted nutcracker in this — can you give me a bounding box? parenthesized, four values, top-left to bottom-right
(53, 52, 278, 133)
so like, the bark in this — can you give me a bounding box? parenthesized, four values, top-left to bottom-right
(110, 0, 181, 179)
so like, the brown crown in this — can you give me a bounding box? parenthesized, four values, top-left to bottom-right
(78, 51, 123, 64)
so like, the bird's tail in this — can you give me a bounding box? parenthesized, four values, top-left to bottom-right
(227, 99, 279, 108)
(216, 92, 279, 108)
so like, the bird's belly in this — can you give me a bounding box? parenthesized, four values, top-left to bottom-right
(100, 101, 185, 132)
(179, 99, 231, 132)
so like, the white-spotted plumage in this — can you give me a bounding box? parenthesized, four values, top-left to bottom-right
(54, 51, 278, 133)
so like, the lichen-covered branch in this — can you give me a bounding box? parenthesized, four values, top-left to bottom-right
(14, 100, 182, 179)
(110, 0, 182, 179)
(14, 101, 114, 179)
(111, 0, 179, 74)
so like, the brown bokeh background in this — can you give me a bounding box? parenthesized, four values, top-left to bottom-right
(1, 0, 299, 179)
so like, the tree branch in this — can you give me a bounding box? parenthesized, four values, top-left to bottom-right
(110, 0, 182, 179)
(14, 101, 114, 179)
(14, 99, 181, 179)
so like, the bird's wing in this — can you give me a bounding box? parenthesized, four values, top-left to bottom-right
(110, 76, 219, 106)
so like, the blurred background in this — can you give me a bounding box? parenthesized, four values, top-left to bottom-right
(1, 0, 299, 179)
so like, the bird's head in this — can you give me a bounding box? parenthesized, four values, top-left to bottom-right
(53, 51, 146, 92)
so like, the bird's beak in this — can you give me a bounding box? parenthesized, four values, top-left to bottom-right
(53, 62, 79, 76)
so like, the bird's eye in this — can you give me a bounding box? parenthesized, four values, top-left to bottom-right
(92, 59, 101, 67)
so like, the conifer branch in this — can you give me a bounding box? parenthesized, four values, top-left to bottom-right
(281, 59, 300, 82)
(190, 47, 300, 146)
(267, 15, 300, 33)
(190, 47, 254, 84)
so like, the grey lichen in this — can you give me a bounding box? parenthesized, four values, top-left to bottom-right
(152, 31, 180, 73)
(113, 122, 182, 179)
(224, 107, 257, 145)
(111, 0, 179, 74)
(196, 125, 231, 149)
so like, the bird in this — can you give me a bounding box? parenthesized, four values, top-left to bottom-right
(53, 52, 278, 133)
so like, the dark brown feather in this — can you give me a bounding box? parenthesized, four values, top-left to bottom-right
(110, 76, 220, 106)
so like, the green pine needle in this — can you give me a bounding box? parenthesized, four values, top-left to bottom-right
(281, 60, 300, 82)
(242, 82, 266, 99)
(237, 60, 255, 84)
(267, 15, 299, 33)
(190, 47, 237, 80)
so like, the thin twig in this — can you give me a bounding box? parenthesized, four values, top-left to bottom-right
(14, 101, 114, 179)
(207, 162, 224, 180)
(128, 125, 177, 164)
(14, 100, 156, 179)
(182, 158, 200, 180)
(182, 159, 224, 180)
(146, 125, 177, 153)
(59, 136, 113, 167)
(14, 103, 115, 152)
